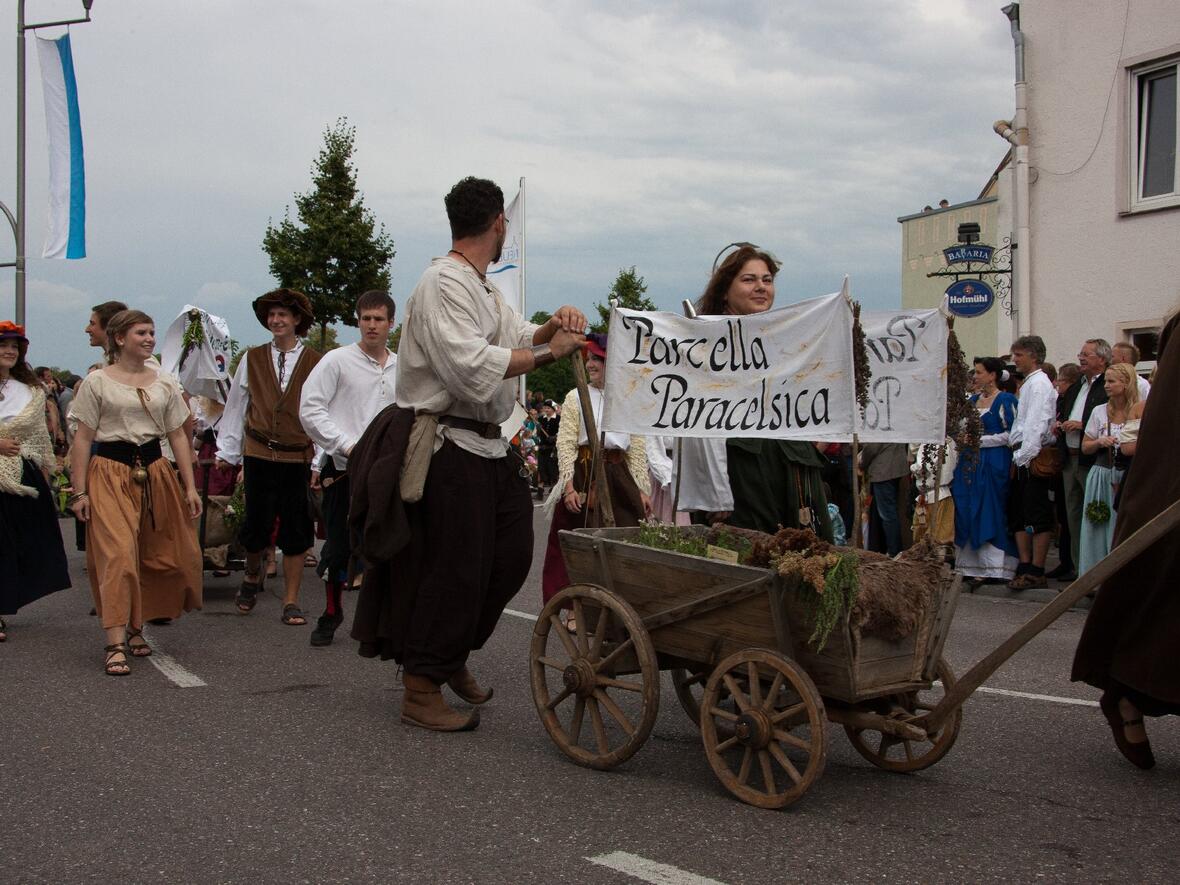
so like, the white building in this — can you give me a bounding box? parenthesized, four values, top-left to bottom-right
(992, 0, 1180, 368)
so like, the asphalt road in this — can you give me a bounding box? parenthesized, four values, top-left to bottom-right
(3, 510, 1176, 884)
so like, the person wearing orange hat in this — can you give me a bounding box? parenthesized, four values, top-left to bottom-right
(217, 288, 322, 625)
(0, 321, 71, 642)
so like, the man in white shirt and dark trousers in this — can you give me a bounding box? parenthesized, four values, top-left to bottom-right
(218, 289, 322, 625)
(1007, 335, 1059, 590)
(299, 290, 398, 646)
(380, 176, 587, 731)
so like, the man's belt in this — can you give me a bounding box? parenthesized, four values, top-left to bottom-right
(439, 415, 502, 440)
(246, 427, 309, 453)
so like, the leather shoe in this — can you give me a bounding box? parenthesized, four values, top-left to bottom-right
(309, 612, 343, 647)
(402, 674, 480, 732)
(1099, 691, 1155, 770)
(1046, 564, 1076, 581)
(447, 666, 494, 705)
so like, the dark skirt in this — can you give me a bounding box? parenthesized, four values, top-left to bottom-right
(725, 439, 834, 542)
(0, 459, 71, 615)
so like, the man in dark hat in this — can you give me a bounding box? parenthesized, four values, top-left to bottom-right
(360, 176, 587, 731)
(218, 288, 322, 625)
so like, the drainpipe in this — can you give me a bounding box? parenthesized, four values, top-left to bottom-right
(995, 3, 1031, 338)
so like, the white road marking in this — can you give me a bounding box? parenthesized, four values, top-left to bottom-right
(587, 852, 726, 885)
(141, 628, 208, 688)
(974, 685, 1097, 707)
(503, 611, 1098, 708)
(503, 607, 539, 622)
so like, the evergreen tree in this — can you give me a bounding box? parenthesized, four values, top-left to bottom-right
(262, 118, 395, 343)
(591, 266, 655, 332)
(525, 309, 574, 402)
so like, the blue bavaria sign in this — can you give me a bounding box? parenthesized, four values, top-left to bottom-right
(943, 244, 994, 265)
(945, 279, 995, 318)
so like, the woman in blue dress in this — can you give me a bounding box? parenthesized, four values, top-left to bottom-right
(951, 357, 1019, 582)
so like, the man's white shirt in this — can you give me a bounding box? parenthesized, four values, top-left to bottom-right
(219, 341, 306, 466)
(300, 343, 397, 470)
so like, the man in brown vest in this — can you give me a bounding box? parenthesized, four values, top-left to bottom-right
(218, 289, 322, 624)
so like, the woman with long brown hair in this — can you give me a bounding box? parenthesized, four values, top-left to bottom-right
(0, 322, 70, 642)
(686, 244, 833, 540)
(70, 310, 203, 675)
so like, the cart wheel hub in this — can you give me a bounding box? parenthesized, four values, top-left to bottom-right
(563, 660, 598, 698)
(735, 710, 772, 749)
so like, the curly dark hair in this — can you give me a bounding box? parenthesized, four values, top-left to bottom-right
(444, 177, 504, 240)
(694, 244, 781, 315)
(1, 338, 37, 385)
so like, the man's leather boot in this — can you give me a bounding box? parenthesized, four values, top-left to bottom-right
(401, 674, 479, 732)
(447, 666, 493, 705)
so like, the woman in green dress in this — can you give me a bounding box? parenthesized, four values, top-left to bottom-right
(694, 245, 834, 541)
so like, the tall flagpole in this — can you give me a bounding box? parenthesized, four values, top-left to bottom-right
(518, 176, 527, 404)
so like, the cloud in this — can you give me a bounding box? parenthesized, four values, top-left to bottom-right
(195, 281, 256, 305)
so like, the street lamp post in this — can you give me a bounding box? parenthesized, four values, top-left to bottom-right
(3, 0, 94, 326)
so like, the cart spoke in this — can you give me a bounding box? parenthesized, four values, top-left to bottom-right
(709, 706, 740, 722)
(736, 746, 753, 785)
(545, 685, 574, 711)
(902, 740, 915, 762)
(597, 676, 643, 692)
(569, 696, 586, 746)
(747, 662, 762, 707)
(764, 672, 785, 712)
(722, 674, 751, 713)
(878, 732, 899, 756)
(589, 607, 612, 661)
(714, 734, 741, 753)
(771, 702, 806, 724)
(772, 728, 812, 752)
(572, 598, 589, 656)
(768, 742, 804, 785)
(550, 614, 580, 659)
(595, 636, 634, 674)
(587, 696, 610, 755)
(537, 655, 568, 671)
(594, 688, 635, 735)
(758, 750, 777, 795)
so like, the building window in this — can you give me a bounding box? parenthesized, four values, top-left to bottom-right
(1131, 58, 1178, 210)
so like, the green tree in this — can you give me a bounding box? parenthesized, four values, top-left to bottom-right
(302, 325, 339, 352)
(262, 118, 396, 344)
(591, 266, 655, 333)
(387, 324, 402, 354)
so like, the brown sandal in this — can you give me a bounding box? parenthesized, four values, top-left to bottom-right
(104, 643, 131, 676)
(126, 627, 152, 657)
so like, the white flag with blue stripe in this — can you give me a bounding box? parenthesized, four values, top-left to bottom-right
(487, 183, 523, 314)
(37, 33, 86, 259)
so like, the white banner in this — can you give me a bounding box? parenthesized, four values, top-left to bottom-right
(601, 292, 856, 440)
(855, 309, 948, 444)
(37, 34, 86, 259)
(487, 184, 523, 315)
(159, 305, 233, 402)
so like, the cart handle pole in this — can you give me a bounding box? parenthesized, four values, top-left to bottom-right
(571, 349, 615, 528)
(918, 497, 1180, 733)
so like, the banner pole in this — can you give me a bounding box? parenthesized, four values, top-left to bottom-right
(851, 433, 862, 549)
(518, 177, 527, 405)
(572, 349, 615, 528)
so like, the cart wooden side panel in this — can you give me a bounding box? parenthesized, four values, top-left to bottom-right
(559, 527, 962, 705)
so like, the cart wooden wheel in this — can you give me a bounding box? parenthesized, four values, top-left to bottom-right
(530, 583, 659, 771)
(700, 648, 827, 809)
(671, 667, 708, 726)
(843, 656, 963, 773)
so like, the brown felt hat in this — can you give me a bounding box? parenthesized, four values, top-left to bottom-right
(252, 288, 314, 336)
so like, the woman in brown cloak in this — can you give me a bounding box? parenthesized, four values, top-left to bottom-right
(1071, 311, 1180, 769)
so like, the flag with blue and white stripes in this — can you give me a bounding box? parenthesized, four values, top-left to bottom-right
(37, 33, 86, 259)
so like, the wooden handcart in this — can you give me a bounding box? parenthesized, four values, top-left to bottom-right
(529, 500, 1180, 809)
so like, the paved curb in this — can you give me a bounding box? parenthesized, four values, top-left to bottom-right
(965, 580, 1093, 611)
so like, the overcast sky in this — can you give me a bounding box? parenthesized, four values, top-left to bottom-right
(1, 0, 1016, 372)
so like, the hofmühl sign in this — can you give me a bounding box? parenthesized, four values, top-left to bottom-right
(855, 309, 949, 444)
(944, 279, 995, 319)
(601, 292, 856, 440)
